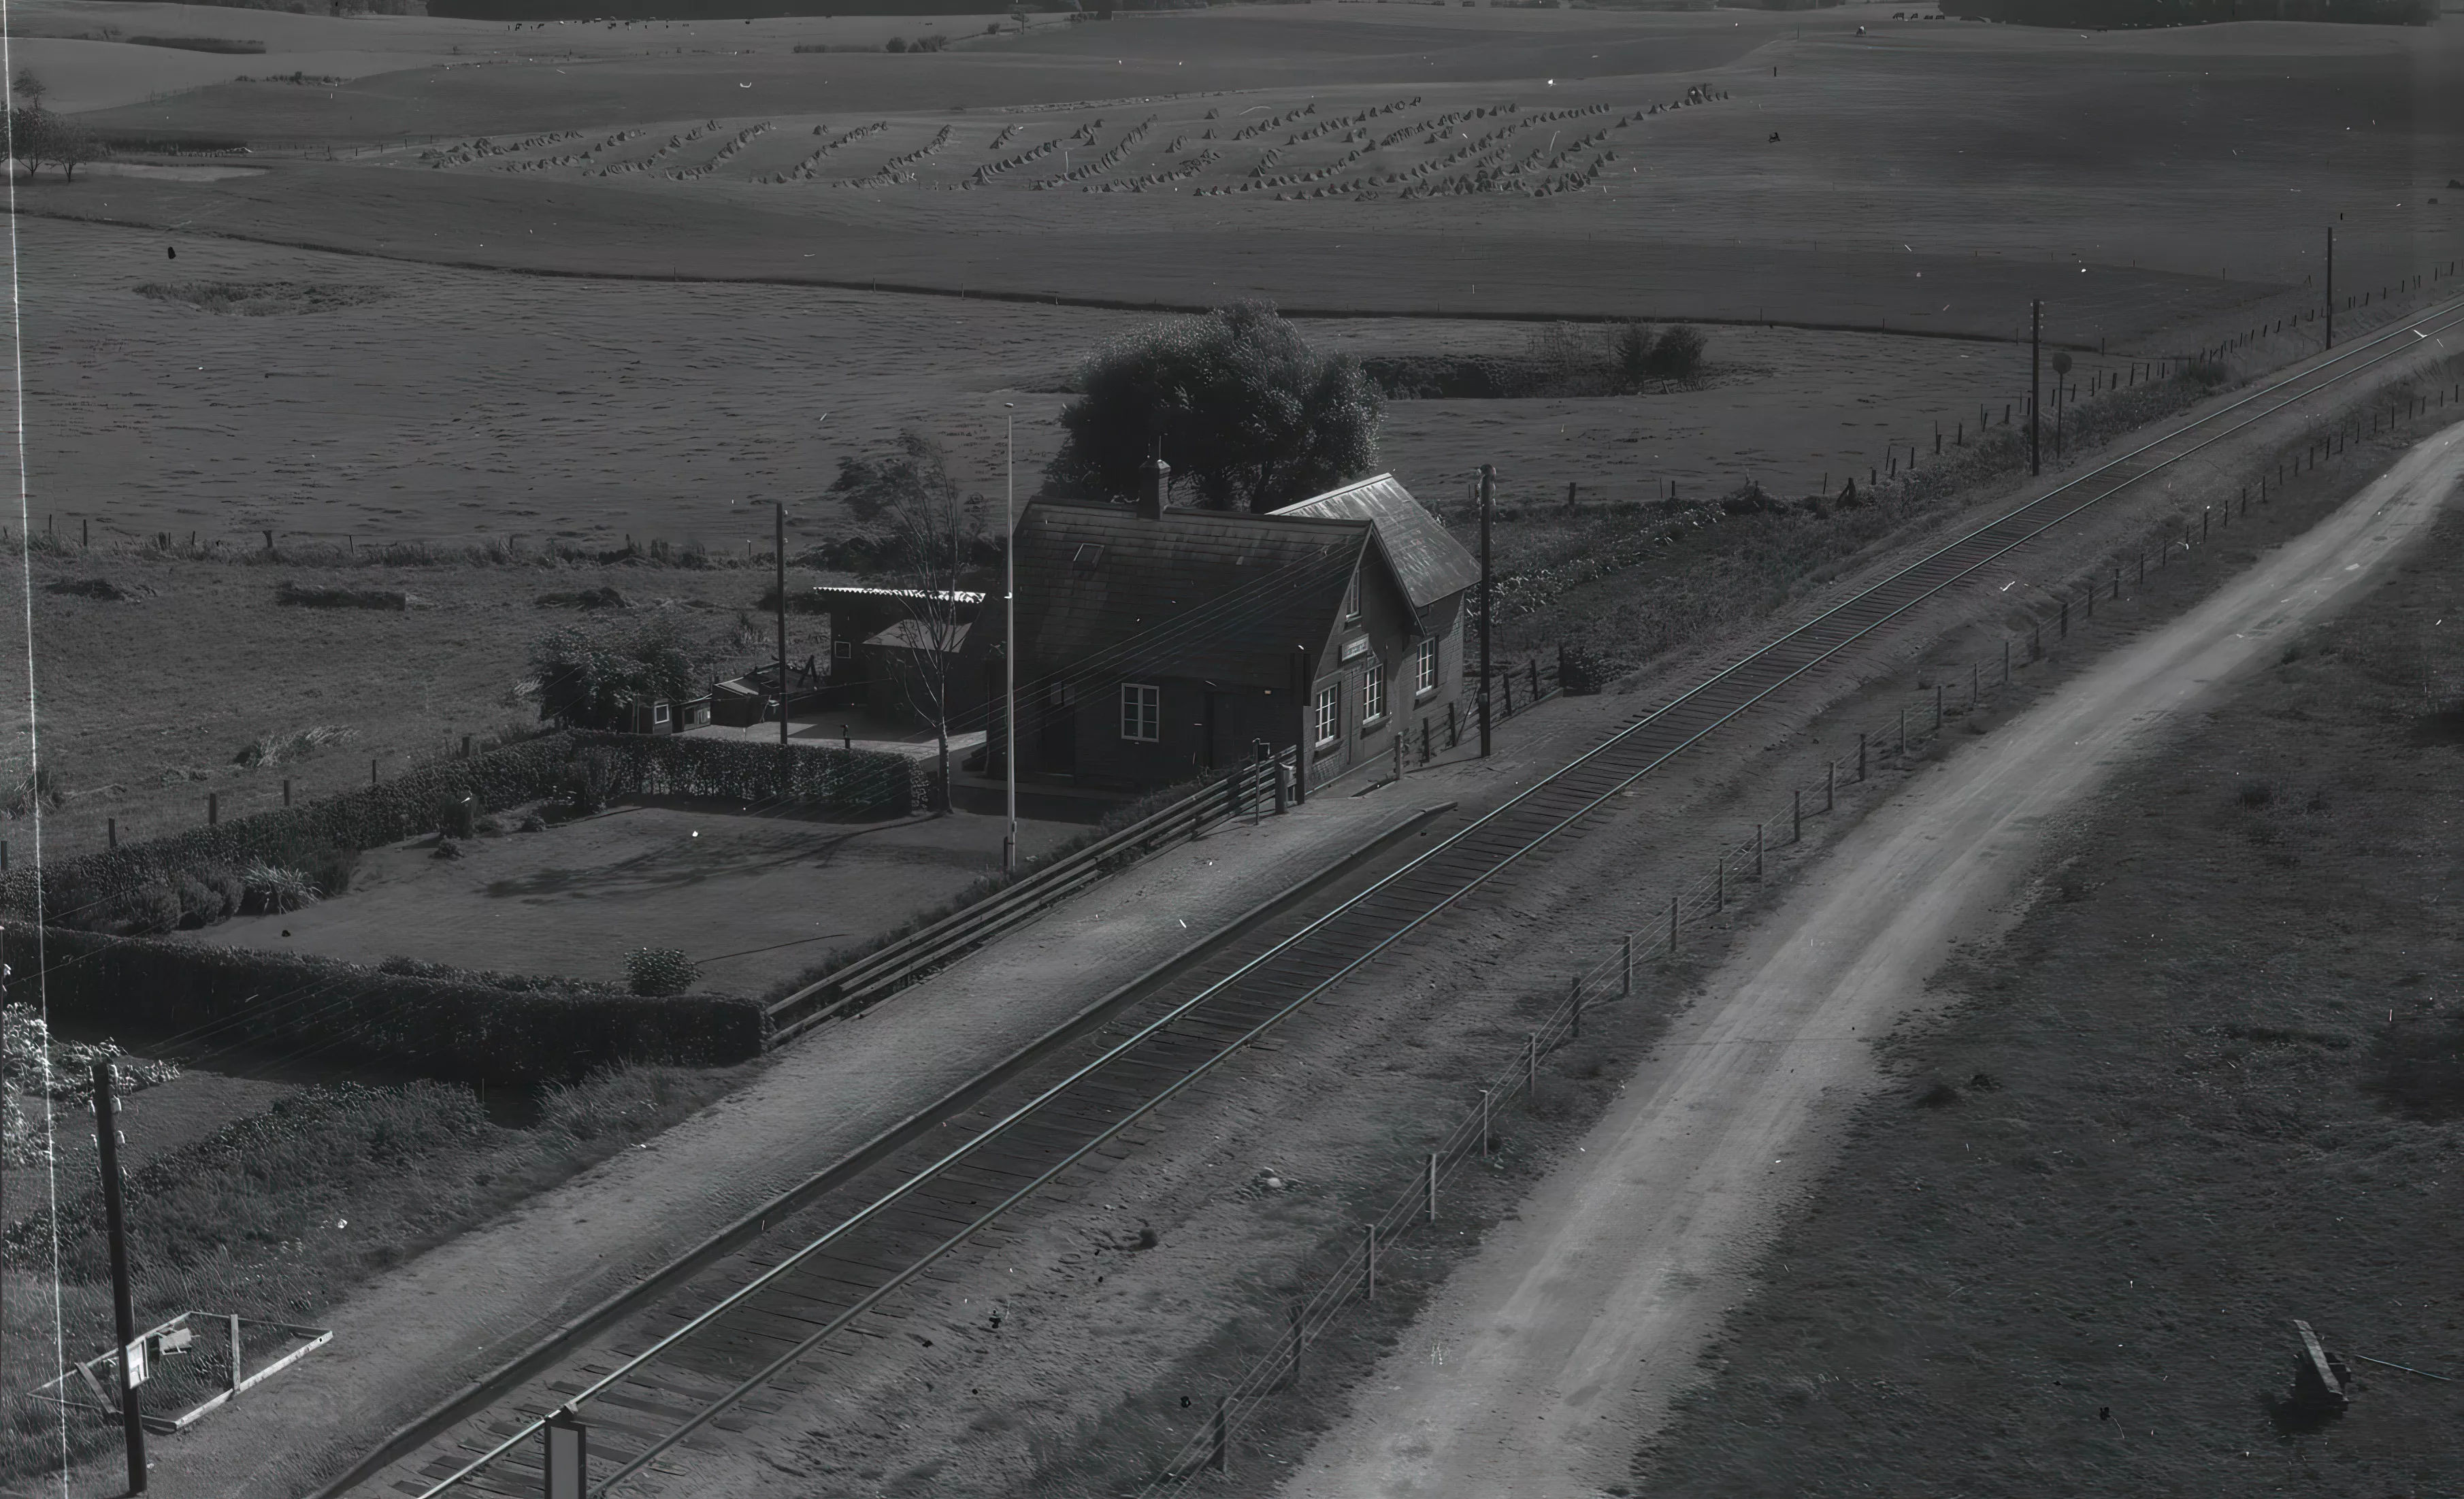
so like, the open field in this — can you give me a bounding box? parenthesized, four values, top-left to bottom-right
(180, 800, 1077, 994)
(24, 214, 2221, 549)
(29, 4, 2462, 329)
(1627, 451, 2464, 1498)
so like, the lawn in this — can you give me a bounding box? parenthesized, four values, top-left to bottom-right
(178, 799, 1078, 996)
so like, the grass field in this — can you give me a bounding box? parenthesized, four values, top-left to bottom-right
(1628, 448, 2464, 1497)
(0, 1062, 749, 1486)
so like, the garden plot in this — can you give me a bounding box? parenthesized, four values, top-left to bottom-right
(176, 801, 1077, 998)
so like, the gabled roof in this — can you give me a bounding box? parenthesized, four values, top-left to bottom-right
(1008, 500, 1373, 690)
(866, 619, 972, 653)
(1270, 473, 1478, 610)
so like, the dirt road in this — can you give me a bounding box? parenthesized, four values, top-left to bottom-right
(1274, 419, 2464, 1499)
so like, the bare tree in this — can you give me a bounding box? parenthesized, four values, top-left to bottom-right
(873, 431, 982, 812)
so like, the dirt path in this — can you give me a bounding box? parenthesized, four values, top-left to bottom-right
(1273, 420, 2464, 1499)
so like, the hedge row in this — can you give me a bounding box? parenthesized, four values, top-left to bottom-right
(566, 731, 919, 813)
(1, 731, 923, 924)
(7, 927, 769, 1084)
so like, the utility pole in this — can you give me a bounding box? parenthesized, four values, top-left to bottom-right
(95, 1059, 146, 1493)
(775, 501, 790, 772)
(2325, 225, 2335, 350)
(2030, 299, 2042, 477)
(1003, 405, 1018, 875)
(1478, 463, 1494, 759)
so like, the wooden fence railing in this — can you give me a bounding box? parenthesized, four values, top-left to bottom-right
(766, 748, 1300, 1044)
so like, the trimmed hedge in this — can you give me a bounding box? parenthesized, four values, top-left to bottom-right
(566, 731, 918, 812)
(2, 731, 921, 926)
(7, 927, 768, 1084)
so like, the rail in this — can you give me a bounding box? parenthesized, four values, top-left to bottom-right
(384, 295, 2464, 1499)
(764, 748, 1296, 1041)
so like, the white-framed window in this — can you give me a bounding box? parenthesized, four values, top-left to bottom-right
(1361, 663, 1386, 727)
(1314, 679, 1343, 747)
(833, 639, 853, 660)
(1415, 636, 1439, 697)
(1121, 682, 1160, 742)
(653, 702, 671, 725)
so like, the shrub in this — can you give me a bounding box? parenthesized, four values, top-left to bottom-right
(173, 872, 225, 928)
(276, 580, 408, 610)
(116, 883, 182, 936)
(626, 948, 699, 997)
(1644, 324, 1707, 380)
(303, 846, 359, 898)
(240, 861, 320, 914)
(885, 33, 908, 50)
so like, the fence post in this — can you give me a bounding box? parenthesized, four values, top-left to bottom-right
(1899, 706, 1909, 759)
(1525, 1033, 1539, 1113)
(1754, 823, 1764, 881)
(1857, 731, 1867, 782)
(2060, 597, 2069, 638)
(1478, 1091, 1491, 1159)
(1668, 894, 1679, 954)
(1569, 975, 1583, 1038)
(1288, 1303, 1305, 1387)
(1427, 1152, 1440, 1220)
(1792, 788, 1802, 844)
(229, 1314, 243, 1399)
(1826, 759, 1836, 812)
(1364, 1223, 1378, 1301)
(1715, 857, 1725, 912)
(1621, 933, 1633, 997)
(1209, 1399, 1230, 1474)
(1934, 683, 1944, 731)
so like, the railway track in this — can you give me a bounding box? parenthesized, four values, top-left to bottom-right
(369, 297, 2464, 1499)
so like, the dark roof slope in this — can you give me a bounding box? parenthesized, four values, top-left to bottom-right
(1011, 501, 1370, 689)
(1270, 474, 1477, 610)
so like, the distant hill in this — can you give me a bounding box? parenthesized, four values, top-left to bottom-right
(1941, 0, 2432, 23)
(429, 0, 1068, 14)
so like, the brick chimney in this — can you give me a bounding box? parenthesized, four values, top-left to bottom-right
(1136, 452, 1170, 519)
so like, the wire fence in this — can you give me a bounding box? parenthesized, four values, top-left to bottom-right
(1125, 397, 2464, 1487)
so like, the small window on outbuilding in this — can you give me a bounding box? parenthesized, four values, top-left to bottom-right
(1416, 636, 1439, 697)
(834, 639, 853, 660)
(653, 702, 671, 725)
(1121, 682, 1160, 742)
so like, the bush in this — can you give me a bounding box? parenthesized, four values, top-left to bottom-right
(1644, 324, 1707, 380)
(173, 872, 226, 928)
(303, 846, 359, 897)
(276, 580, 408, 610)
(885, 33, 908, 50)
(116, 883, 182, 936)
(240, 861, 321, 914)
(627, 948, 700, 997)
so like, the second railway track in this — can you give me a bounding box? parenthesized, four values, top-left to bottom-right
(366, 297, 2464, 1499)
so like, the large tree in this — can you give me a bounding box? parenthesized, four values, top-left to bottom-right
(1044, 300, 1383, 513)
(527, 618, 703, 730)
(866, 430, 980, 812)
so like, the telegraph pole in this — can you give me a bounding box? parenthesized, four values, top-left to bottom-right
(1477, 464, 1494, 759)
(95, 1059, 146, 1493)
(1002, 406, 1018, 875)
(2325, 225, 2335, 350)
(2030, 300, 2043, 477)
(775, 502, 791, 810)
